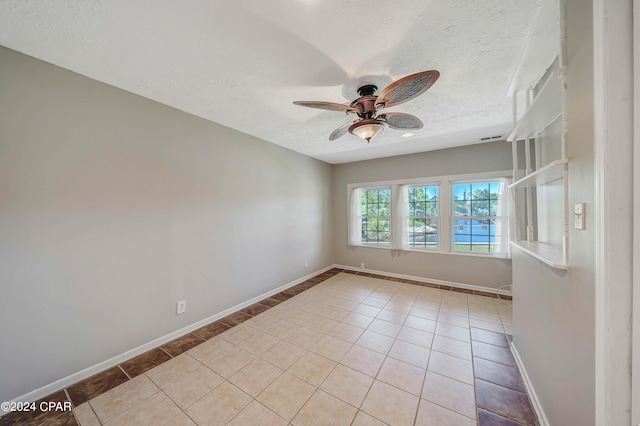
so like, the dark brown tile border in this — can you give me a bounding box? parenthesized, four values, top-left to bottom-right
(0, 390, 72, 426)
(120, 348, 172, 378)
(478, 409, 526, 426)
(161, 333, 205, 357)
(66, 366, 129, 406)
(11, 266, 514, 420)
(193, 321, 231, 340)
(475, 379, 538, 425)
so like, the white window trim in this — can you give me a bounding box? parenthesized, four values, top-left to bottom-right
(347, 170, 511, 257)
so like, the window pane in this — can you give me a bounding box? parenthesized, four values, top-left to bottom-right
(408, 218, 438, 250)
(362, 218, 390, 244)
(360, 188, 391, 245)
(409, 186, 438, 217)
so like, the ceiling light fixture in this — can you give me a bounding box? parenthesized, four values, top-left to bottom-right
(349, 119, 387, 142)
(402, 132, 414, 137)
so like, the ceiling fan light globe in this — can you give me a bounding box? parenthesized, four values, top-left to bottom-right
(349, 120, 386, 142)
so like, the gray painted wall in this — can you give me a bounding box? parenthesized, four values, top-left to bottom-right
(512, 0, 596, 423)
(0, 47, 334, 402)
(332, 142, 513, 289)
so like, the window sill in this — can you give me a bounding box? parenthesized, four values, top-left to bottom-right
(349, 244, 508, 259)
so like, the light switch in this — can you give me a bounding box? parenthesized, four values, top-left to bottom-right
(574, 203, 585, 230)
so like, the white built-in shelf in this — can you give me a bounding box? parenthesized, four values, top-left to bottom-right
(510, 240, 568, 270)
(507, 0, 561, 95)
(507, 67, 565, 142)
(509, 158, 568, 189)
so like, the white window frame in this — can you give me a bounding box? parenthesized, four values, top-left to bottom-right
(347, 170, 511, 257)
(353, 185, 392, 247)
(450, 179, 503, 255)
(406, 184, 441, 251)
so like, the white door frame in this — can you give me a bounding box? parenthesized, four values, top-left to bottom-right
(594, 0, 636, 424)
(633, 1, 640, 422)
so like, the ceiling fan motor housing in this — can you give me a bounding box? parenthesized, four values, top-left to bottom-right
(351, 85, 379, 119)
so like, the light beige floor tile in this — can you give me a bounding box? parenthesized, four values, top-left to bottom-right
(163, 365, 224, 409)
(287, 352, 336, 386)
(340, 345, 386, 377)
(376, 308, 408, 324)
(320, 364, 374, 408)
(282, 309, 317, 325)
(353, 304, 383, 317)
(203, 346, 256, 378)
(165, 412, 197, 426)
(415, 399, 477, 425)
(105, 391, 180, 426)
(186, 381, 251, 426)
(388, 339, 430, 369)
(383, 301, 413, 314)
(469, 310, 502, 323)
(413, 299, 441, 311)
(437, 312, 470, 328)
(351, 411, 388, 426)
(439, 305, 469, 316)
(227, 400, 288, 426)
(89, 375, 158, 424)
(237, 331, 280, 356)
(145, 353, 201, 389)
(261, 340, 306, 369)
(409, 306, 439, 321)
(432, 335, 472, 361)
(504, 325, 514, 335)
(292, 390, 358, 426)
(361, 297, 388, 308)
(376, 357, 426, 396)
(435, 322, 471, 343)
(367, 318, 402, 338)
(469, 318, 505, 333)
(229, 358, 283, 397)
(218, 324, 258, 345)
(264, 319, 301, 339)
(360, 380, 419, 426)
(187, 337, 235, 363)
(404, 315, 437, 333)
(284, 326, 325, 350)
(332, 298, 360, 311)
(396, 326, 434, 348)
(427, 351, 474, 385)
(74, 403, 100, 426)
(356, 330, 394, 354)
(256, 373, 316, 421)
(422, 372, 476, 419)
(305, 315, 338, 333)
(342, 312, 375, 328)
(245, 315, 281, 333)
(319, 306, 351, 322)
(327, 322, 364, 344)
(309, 334, 353, 362)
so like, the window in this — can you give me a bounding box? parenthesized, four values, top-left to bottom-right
(348, 172, 510, 257)
(452, 182, 500, 254)
(407, 186, 439, 250)
(359, 187, 391, 245)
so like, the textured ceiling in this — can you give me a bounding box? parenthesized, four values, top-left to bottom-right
(0, 0, 542, 164)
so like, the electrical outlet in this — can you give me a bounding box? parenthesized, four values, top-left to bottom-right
(360, 263, 365, 269)
(304, 260, 308, 268)
(176, 300, 186, 315)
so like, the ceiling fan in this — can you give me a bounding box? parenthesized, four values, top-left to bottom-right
(293, 70, 439, 142)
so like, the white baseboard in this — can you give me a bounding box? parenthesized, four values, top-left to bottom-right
(510, 341, 550, 426)
(3, 265, 334, 412)
(335, 264, 513, 296)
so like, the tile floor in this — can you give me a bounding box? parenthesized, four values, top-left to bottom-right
(1, 269, 537, 425)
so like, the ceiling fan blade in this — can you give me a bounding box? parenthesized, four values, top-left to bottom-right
(375, 70, 440, 108)
(380, 112, 423, 130)
(293, 101, 357, 113)
(329, 121, 353, 141)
